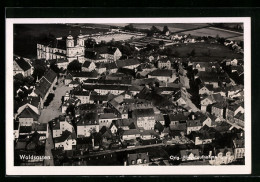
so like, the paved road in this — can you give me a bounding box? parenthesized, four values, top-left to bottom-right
(39, 79, 72, 166)
(38, 81, 72, 124)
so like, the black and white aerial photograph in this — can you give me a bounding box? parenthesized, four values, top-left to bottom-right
(6, 18, 251, 175)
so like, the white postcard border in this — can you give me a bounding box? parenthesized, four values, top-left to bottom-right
(6, 17, 251, 175)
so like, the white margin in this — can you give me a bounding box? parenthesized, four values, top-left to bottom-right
(6, 17, 251, 175)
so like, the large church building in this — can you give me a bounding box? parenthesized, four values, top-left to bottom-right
(37, 32, 85, 63)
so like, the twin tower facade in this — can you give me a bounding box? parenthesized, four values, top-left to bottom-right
(37, 32, 85, 63)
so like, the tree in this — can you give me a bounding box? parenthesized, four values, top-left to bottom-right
(150, 26, 161, 33)
(67, 60, 82, 72)
(162, 26, 170, 34)
(50, 63, 60, 74)
(124, 24, 135, 31)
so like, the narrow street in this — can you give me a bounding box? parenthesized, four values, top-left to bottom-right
(39, 78, 72, 166)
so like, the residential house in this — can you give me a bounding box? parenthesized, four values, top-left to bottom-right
(154, 113, 165, 126)
(209, 148, 235, 165)
(234, 112, 244, 127)
(189, 125, 216, 145)
(31, 123, 48, 140)
(192, 62, 221, 72)
(233, 136, 245, 159)
(179, 149, 200, 161)
(157, 58, 171, 69)
(84, 51, 107, 63)
(126, 153, 149, 166)
(211, 102, 226, 119)
(116, 59, 140, 69)
(169, 113, 189, 125)
(54, 130, 77, 151)
(64, 73, 73, 85)
(14, 121, 20, 140)
(17, 106, 39, 126)
(13, 56, 33, 77)
(16, 96, 40, 119)
(109, 123, 118, 134)
(71, 71, 98, 82)
(186, 120, 202, 134)
(122, 129, 141, 140)
(61, 97, 80, 114)
(95, 62, 107, 74)
(148, 69, 177, 83)
(199, 85, 214, 95)
(76, 112, 99, 138)
(98, 113, 118, 129)
(226, 104, 244, 122)
(34, 69, 57, 108)
(55, 58, 69, 69)
(71, 90, 90, 104)
(140, 130, 158, 140)
(82, 61, 96, 72)
(133, 108, 156, 130)
(51, 116, 74, 138)
(86, 46, 122, 62)
(200, 94, 214, 112)
(83, 85, 128, 95)
(104, 62, 118, 73)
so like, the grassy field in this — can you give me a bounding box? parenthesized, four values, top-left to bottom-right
(106, 23, 209, 32)
(227, 36, 244, 41)
(14, 24, 109, 58)
(169, 42, 243, 61)
(179, 27, 242, 38)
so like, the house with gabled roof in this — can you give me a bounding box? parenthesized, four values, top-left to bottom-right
(50, 115, 74, 138)
(34, 69, 57, 108)
(200, 94, 215, 112)
(13, 56, 33, 77)
(122, 129, 141, 140)
(127, 153, 149, 165)
(86, 46, 122, 62)
(133, 108, 156, 130)
(226, 103, 244, 122)
(76, 112, 99, 138)
(186, 120, 202, 134)
(116, 59, 140, 69)
(17, 105, 39, 126)
(54, 130, 77, 151)
(157, 58, 171, 69)
(148, 69, 177, 83)
(82, 60, 96, 72)
(64, 73, 73, 85)
(179, 149, 200, 161)
(16, 96, 40, 119)
(99, 113, 119, 129)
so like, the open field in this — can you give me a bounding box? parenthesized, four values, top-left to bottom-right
(169, 42, 243, 61)
(87, 33, 144, 43)
(106, 23, 209, 33)
(227, 36, 244, 41)
(179, 27, 242, 38)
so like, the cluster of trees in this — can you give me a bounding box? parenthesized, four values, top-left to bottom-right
(124, 24, 170, 37)
(43, 93, 55, 107)
(67, 60, 82, 72)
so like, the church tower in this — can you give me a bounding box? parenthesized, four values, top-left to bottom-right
(66, 31, 74, 48)
(66, 31, 75, 61)
(77, 30, 84, 47)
